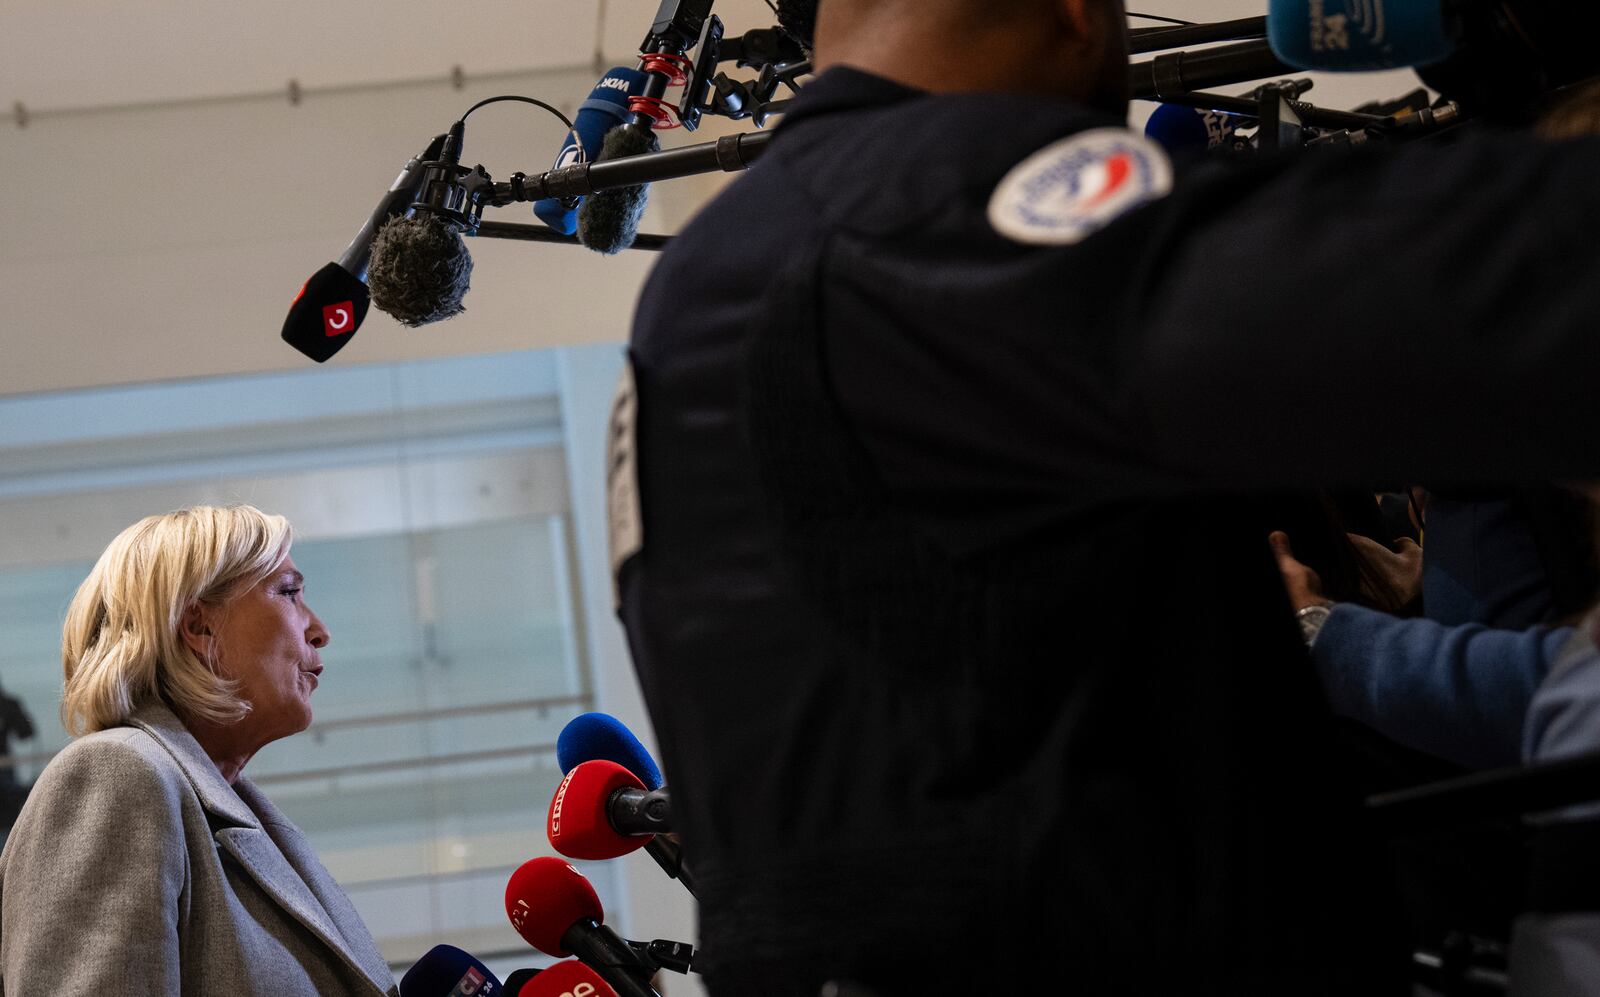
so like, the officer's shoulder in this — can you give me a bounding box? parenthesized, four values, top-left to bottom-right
(771, 92, 1132, 236)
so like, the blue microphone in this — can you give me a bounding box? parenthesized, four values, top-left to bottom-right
(1267, 0, 1457, 71)
(1144, 103, 1252, 155)
(556, 713, 663, 790)
(534, 68, 648, 235)
(555, 712, 696, 897)
(399, 944, 504, 996)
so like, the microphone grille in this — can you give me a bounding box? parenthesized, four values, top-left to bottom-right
(368, 214, 473, 327)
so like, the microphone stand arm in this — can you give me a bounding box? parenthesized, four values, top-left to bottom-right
(490, 130, 772, 205)
(1130, 39, 1296, 101)
(463, 130, 774, 251)
(1130, 15, 1268, 54)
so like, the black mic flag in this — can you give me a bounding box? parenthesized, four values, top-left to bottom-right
(280, 133, 445, 362)
(281, 264, 371, 363)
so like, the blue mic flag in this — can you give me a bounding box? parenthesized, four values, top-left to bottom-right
(1144, 103, 1250, 155)
(400, 944, 504, 997)
(535, 68, 649, 235)
(1268, 0, 1455, 71)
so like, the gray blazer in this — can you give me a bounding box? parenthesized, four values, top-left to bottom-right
(0, 702, 398, 996)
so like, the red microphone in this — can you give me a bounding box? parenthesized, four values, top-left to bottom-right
(548, 760, 653, 860)
(504, 858, 659, 997)
(517, 960, 620, 997)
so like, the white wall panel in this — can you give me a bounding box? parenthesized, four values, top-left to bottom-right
(1, 0, 600, 112)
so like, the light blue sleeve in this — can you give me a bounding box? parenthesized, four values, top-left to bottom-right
(1311, 603, 1573, 770)
(1524, 622, 1600, 765)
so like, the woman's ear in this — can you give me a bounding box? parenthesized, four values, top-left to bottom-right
(179, 602, 215, 660)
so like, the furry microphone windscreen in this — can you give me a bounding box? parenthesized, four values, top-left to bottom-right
(776, 0, 818, 47)
(367, 214, 474, 327)
(577, 123, 660, 256)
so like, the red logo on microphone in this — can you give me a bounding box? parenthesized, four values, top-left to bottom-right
(322, 301, 355, 337)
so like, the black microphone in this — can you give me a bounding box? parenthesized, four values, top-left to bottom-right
(280, 133, 445, 361)
(367, 120, 478, 328)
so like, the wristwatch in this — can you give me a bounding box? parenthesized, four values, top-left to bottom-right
(1295, 601, 1337, 648)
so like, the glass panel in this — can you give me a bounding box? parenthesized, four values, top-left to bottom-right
(0, 348, 602, 967)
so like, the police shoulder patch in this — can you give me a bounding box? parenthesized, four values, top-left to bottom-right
(987, 128, 1173, 246)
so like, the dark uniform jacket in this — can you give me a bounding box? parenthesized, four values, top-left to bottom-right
(618, 66, 1600, 995)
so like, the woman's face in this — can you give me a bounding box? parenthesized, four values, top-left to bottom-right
(211, 555, 329, 745)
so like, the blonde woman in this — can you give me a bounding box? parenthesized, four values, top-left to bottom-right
(0, 505, 397, 995)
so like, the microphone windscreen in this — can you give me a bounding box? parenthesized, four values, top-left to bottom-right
(367, 214, 473, 327)
(548, 760, 651, 861)
(577, 124, 659, 255)
(506, 857, 604, 957)
(775, 0, 818, 47)
(504, 968, 541, 993)
(399, 944, 503, 997)
(518, 960, 619, 997)
(556, 713, 664, 789)
(1144, 104, 1248, 155)
(1268, 0, 1454, 71)
(535, 68, 648, 236)
(281, 262, 370, 363)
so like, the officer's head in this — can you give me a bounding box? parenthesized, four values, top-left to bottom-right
(813, 0, 1130, 115)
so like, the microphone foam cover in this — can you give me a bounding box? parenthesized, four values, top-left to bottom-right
(1267, 0, 1454, 71)
(399, 943, 502, 997)
(556, 713, 664, 789)
(577, 124, 659, 255)
(504, 968, 541, 993)
(505, 856, 603, 957)
(281, 262, 370, 363)
(775, 0, 818, 47)
(548, 760, 651, 860)
(367, 214, 473, 327)
(518, 960, 619, 997)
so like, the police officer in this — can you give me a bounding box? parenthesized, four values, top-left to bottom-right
(613, 0, 1600, 992)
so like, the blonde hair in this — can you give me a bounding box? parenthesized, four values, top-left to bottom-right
(61, 505, 294, 735)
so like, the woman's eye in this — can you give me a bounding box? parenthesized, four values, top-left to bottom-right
(281, 587, 303, 598)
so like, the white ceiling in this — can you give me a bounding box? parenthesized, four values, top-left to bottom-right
(0, 0, 786, 115)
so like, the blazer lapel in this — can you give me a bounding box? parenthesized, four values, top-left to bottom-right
(126, 702, 393, 996)
(233, 779, 396, 994)
(214, 826, 391, 996)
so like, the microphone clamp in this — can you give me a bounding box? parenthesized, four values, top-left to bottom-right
(413, 161, 495, 233)
(610, 784, 672, 834)
(626, 938, 696, 975)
